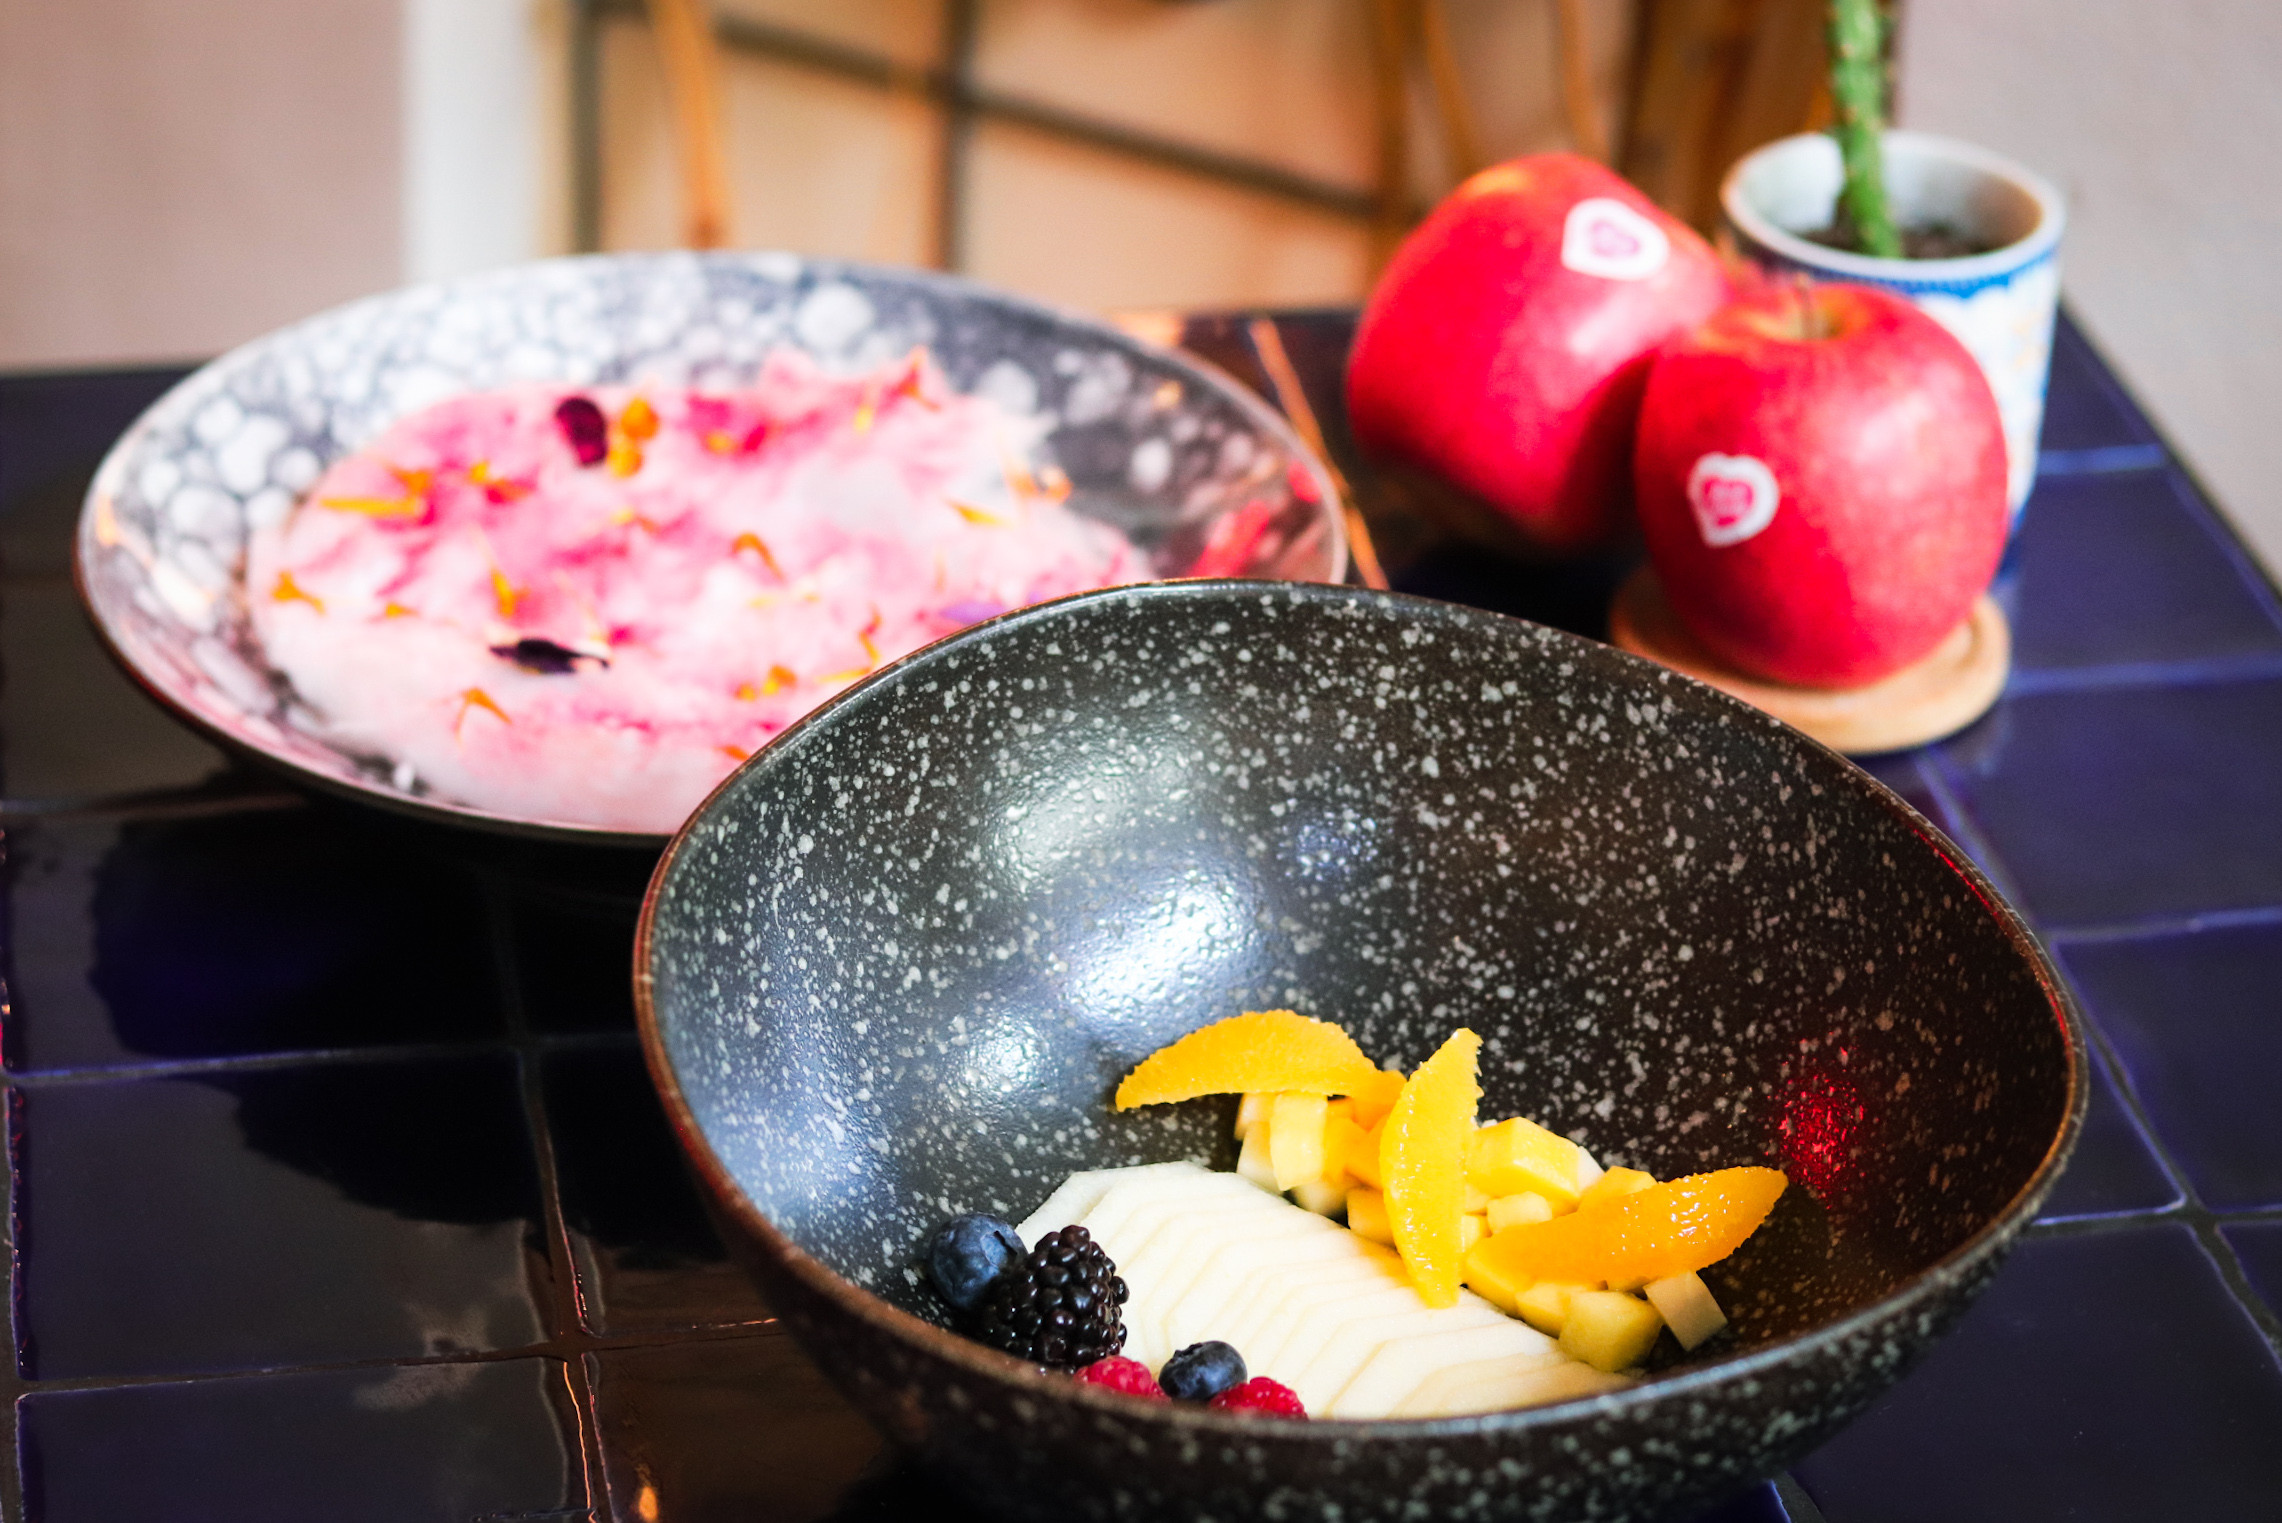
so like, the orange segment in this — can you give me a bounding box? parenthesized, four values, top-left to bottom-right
(1114, 1010, 1380, 1109)
(1345, 1069, 1407, 1128)
(1477, 1167, 1788, 1287)
(1380, 1028, 1481, 1307)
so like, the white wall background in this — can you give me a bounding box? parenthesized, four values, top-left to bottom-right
(1899, 0, 2282, 572)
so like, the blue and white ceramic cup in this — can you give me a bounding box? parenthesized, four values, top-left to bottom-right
(1721, 130, 2066, 515)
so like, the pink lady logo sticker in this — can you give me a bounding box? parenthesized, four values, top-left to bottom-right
(1560, 198, 1670, 281)
(1687, 453, 1780, 547)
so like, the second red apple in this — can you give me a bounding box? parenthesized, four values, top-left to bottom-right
(1631, 282, 2008, 689)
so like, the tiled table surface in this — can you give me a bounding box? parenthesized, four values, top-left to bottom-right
(1, 309, 2278, 1522)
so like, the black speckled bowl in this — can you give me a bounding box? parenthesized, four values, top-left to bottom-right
(636, 581, 2084, 1523)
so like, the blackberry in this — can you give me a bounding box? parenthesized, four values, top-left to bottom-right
(968, 1224, 1127, 1369)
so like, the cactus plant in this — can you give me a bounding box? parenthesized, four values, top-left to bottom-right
(1826, 0, 1900, 257)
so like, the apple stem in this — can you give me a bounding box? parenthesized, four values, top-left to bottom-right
(1826, 0, 1902, 259)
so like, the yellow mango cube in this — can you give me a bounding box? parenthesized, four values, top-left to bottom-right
(1348, 1069, 1406, 1128)
(1468, 1117, 1589, 1207)
(1236, 1109, 1278, 1192)
(1326, 1113, 1371, 1186)
(1270, 1092, 1330, 1191)
(1462, 1239, 1529, 1315)
(1460, 1213, 1487, 1252)
(1487, 1191, 1555, 1234)
(1233, 1092, 1271, 1142)
(1558, 1290, 1665, 1373)
(1347, 1118, 1387, 1189)
(1513, 1279, 1593, 1337)
(1462, 1181, 1493, 1214)
(1575, 1166, 1657, 1213)
(1347, 1186, 1395, 1245)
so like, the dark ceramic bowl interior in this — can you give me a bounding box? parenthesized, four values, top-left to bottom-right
(75, 252, 1342, 845)
(637, 581, 2084, 1523)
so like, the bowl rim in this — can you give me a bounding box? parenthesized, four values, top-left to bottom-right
(633, 578, 2088, 1435)
(71, 250, 1348, 846)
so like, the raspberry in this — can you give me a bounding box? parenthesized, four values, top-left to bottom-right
(1207, 1377, 1306, 1418)
(1074, 1356, 1165, 1399)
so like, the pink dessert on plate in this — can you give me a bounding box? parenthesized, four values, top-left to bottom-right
(246, 348, 1143, 833)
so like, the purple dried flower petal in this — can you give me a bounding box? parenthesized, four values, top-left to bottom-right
(939, 598, 1006, 626)
(490, 638, 607, 675)
(553, 395, 609, 467)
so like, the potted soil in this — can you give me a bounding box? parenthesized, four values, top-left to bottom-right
(1719, 2, 2065, 515)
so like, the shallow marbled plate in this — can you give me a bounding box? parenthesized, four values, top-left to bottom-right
(74, 253, 1343, 843)
(638, 580, 2086, 1523)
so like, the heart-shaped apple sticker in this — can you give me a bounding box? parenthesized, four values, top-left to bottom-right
(1561, 197, 1670, 281)
(1686, 452, 1779, 546)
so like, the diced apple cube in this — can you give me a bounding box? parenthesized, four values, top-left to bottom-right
(1558, 1290, 1664, 1373)
(1293, 1176, 1348, 1217)
(1347, 1186, 1395, 1245)
(1234, 1091, 1271, 1142)
(1237, 1111, 1279, 1192)
(1462, 1239, 1528, 1315)
(1459, 1213, 1487, 1252)
(1487, 1191, 1554, 1233)
(1468, 1117, 1589, 1207)
(1513, 1279, 1594, 1337)
(1270, 1093, 1330, 1190)
(1644, 1270, 1728, 1351)
(1575, 1165, 1656, 1213)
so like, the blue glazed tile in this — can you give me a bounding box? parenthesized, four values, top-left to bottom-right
(2220, 1222, 2282, 1324)
(1930, 678, 2282, 927)
(509, 888, 641, 1034)
(17, 1054, 549, 1378)
(543, 1046, 771, 1332)
(2036, 1041, 2182, 1220)
(2036, 313, 2161, 455)
(1845, 750, 1959, 841)
(20, 1357, 580, 1523)
(0, 366, 191, 576)
(2006, 469, 2282, 674)
(590, 1334, 907, 1522)
(1794, 1225, 2282, 1522)
(1, 806, 504, 1071)
(0, 577, 232, 799)
(2057, 923, 2282, 1211)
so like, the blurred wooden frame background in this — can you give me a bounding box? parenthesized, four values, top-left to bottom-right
(583, 0, 1876, 290)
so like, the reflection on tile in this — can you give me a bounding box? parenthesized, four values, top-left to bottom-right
(2035, 1044, 2181, 1220)
(510, 890, 643, 1035)
(21, 1358, 580, 1523)
(2219, 1222, 2282, 1324)
(1687, 1482, 1794, 1523)
(2036, 314, 2160, 454)
(544, 1045, 772, 1332)
(2, 806, 503, 1072)
(0, 577, 230, 799)
(591, 1335, 908, 1523)
(19, 1055, 548, 1378)
(1931, 679, 2282, 927)
(2006, 470, 2282, 672)
(1845, 750, 1959, 840)
(2058, 923, 2282, 1211)
(1794, 1226, 2282, 1521)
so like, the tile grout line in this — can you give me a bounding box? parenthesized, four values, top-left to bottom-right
(2, 1028, 640, 1088)
(484, 873, 609, 1523)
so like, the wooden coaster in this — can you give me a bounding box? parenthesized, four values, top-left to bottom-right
(1609, 566, 2010, 754)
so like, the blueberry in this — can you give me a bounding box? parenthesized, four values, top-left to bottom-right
(1159, 1341, 1247, 1403)
(927, 1213, 1024, 1312)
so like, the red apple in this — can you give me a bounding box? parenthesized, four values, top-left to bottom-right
(1345, 154, 1730, 553)
(1631, 281, 2008, 688)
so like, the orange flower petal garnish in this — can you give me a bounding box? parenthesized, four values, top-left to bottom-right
(491, 568, 522, 619)
(950, 501, 1009, 527)
(759, 664, 797, 696)
(719, 744, 750, 762)
(731, 532, 783, 578)
(734, 683, 757, 702)
(619, 397, 659, 440)
(454, 687, 511, 738)
(270, 570, 324, 613)
(607, 440, 643, 477)
(319, 496, 421, 519)
(381, 601, 415, 619)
